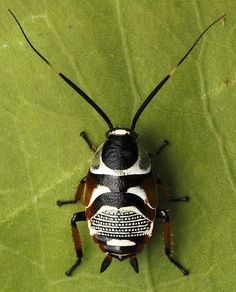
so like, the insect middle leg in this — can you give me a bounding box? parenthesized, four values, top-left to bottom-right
(65, 211, 86, 276)
(57, 176, 86, 206)
(156, 177, 189, 202)
(157, 209, 189, 275)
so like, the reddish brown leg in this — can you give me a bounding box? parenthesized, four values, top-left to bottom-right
(80, 131, 97, 152)
(57, 177, 87, 206)
(66, 211, 86, 276)
(156, 177, 189, 202)
(157, 209, 189, 275)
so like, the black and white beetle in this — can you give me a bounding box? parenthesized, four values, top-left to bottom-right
(9, 10, 225, 276)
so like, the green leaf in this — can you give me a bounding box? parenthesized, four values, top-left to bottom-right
(1, 1, 236, 291)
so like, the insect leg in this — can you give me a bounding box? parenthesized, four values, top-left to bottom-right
(80, 131, 97, 152)
(157, 209, 189, 275)
(156, 177, 189, 202)
(57, 177, 87, 206)
(65, 211, 86, 276)
(149, 140, 169, 158)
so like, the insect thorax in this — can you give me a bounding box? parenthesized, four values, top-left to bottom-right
(85, 132, 156, 255)
(90, 133, 151, 176)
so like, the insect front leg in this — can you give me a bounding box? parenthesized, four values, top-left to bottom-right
(156, 177, 189, 202)
(157, 209, 189, 276)
(80, 131, 97, 152)
(66, 211, 86, 276)
(149, 140, 169, 158)
(57, 176, 87, 206)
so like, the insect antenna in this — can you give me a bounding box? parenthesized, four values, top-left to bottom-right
(130, 14, 226, 131)
(8, 9, 114, 130)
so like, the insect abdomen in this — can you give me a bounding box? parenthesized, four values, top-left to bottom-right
(90, 205, 152, 238)
(85, 174, 157, 255)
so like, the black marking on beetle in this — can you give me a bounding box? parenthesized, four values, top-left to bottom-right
(91, 172, 152, 192)
(102, 135, 138, 170)
(103, 244, 141, 255)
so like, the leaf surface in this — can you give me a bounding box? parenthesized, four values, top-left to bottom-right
(1, 1, 236, 291)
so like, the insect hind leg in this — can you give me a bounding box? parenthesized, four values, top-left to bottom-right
(65, 211, 86, 276)
(157, 209, 189, 275)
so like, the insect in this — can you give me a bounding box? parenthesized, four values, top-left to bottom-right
(9, 9, 225, 276)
